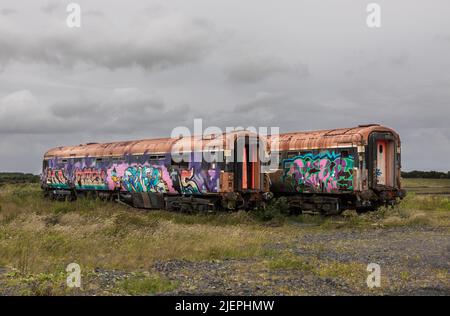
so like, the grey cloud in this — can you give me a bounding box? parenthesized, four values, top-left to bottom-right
(224, 56, 309, 84)
(0, 8, 17, 15)
(50, 89, 164, 119)
(234, 92, 291, 112)
(0, 89, 187, 135)
(40, 1, 61, 14)
(201, 92, 352, 133)
(1, 0, 450, 172)
(84, 10, 103, 17)
(0, 12, 216, 70)
(388, 53, 409, 67)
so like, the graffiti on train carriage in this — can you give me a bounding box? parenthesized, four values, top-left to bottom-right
(282, 151, 354, 193)
(120, 165, 170, 193)
(74, 167, 108, 190)
(178, 166, 220, 194)
(46, 168, 69, 188)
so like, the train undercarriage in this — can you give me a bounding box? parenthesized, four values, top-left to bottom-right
(43, 185, 405, 216)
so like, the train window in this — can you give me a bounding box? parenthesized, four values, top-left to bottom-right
(112, 156, 122, 161)
(341, 150, 349, 158)
(287, 151, 298, 158)
(150, 154, 165, 160)
(61, 159, 68, 163)
(96, 158, 103, 163)
(379, 145, 383, 154)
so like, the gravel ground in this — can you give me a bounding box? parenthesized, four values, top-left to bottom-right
(1, 226, 448, 296)
(153, 226, 450, 296)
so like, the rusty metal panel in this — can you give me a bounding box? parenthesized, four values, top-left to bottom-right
(44, 130, 266, 159)
(219, 172, 234, 192)
(44, 125, 400, 160)
(268, 124, 400, 151)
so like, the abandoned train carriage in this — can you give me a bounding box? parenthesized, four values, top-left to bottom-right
(41, 124, 405, 214)
(41, 131, 269, 211)
(267, 124, 406, 213)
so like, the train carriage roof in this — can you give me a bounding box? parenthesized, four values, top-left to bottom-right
(271, 124, 400, 151)
(43, 130, 263, 159)
(44, 124, 399, 159)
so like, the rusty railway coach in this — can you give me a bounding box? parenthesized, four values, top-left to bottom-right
(41, 131, 270, 211)
(41, 124, 405, 214)
(268, 124, 406, 214)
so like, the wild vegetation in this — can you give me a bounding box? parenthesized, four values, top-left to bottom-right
(402, 170, 450, 179)
(0, 179, 448, 295)
(0, 173, 40, 186)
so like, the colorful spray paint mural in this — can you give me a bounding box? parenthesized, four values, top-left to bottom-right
(120, 166, 170, 193)
(178, 167, 219, 194)
(282, 151, 354, 193)
(43, 156, 221, 194)
(45, 169, 69, 189)
(74, 168, 108, 190)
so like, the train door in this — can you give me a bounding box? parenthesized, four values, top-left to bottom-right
(376, 139, 395, 186)
(235, 136, 260, 191)
(376, 140, 386, 185)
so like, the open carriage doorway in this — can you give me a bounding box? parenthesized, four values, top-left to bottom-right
(235, 135, 261, 191)
(376, 139, 395, 187)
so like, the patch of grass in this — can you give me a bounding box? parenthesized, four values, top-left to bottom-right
(291, 214, 326, 225)
(0, 182, 449, 295)
(149, 210, 257, 227)
(367, 193, 450, 227)
(290, 193, 450, 230)
(267, 253, 314, 271)
(402, 178, 450, 195)
(399, 271, 411, 282)
(251, 197, 290, 224)
(266, 252, 367, 288)
(402, 178, 450, 188)
(0, 184, 285, 276)
(117, 274, 177, 295)
(3, 270, 71, 296)
(433, 268, 449, 282)
(51, 202, 77, 214)
(315, 261, 366, 280)
(399, 193, 450, 212)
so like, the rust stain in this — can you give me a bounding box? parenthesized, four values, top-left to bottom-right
(44, 130, 264, 159)
(44, 125, 399, 159)
(269, 124, 400, 151)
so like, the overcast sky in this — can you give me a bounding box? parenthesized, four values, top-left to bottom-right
(0, 0, 449, 173)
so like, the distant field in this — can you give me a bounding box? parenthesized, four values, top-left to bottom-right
(402, 178, 450, 195)
(0, 173, 39, 186)
(0, 181, 448, 296)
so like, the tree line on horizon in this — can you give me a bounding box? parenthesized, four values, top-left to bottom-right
(0, 172, 40, 186)
(401, 170, 450, 179)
